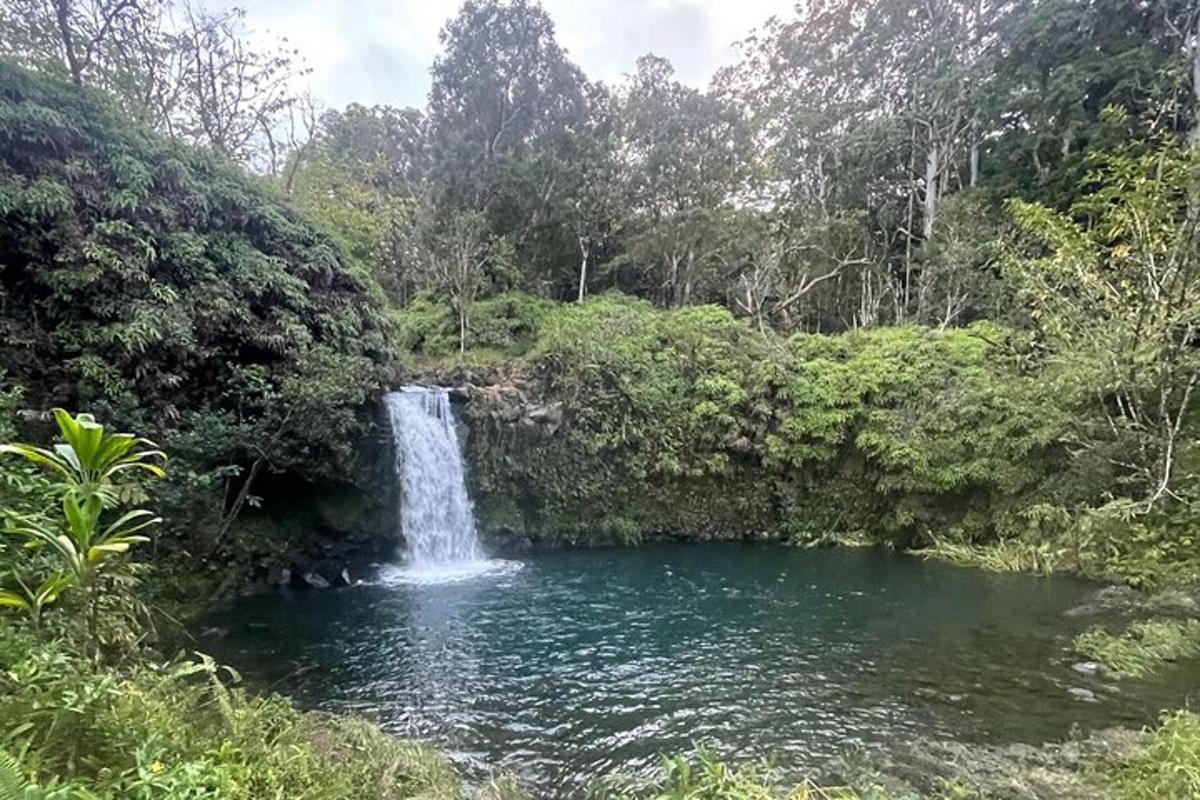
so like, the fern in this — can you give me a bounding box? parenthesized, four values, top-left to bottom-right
(0, 749, 28, 800)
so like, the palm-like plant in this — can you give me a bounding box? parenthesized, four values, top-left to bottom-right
(0, 409, 165, 506)
(0, 572, 73, 630)
(0, 410, 165, 641)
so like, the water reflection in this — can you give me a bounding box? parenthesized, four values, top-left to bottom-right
(207, 544, 1198, 798)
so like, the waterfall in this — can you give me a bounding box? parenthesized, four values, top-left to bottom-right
(384, 387, 484, 570)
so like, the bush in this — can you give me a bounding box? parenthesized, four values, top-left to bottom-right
(0, 635, 469, 800)
(0, 64, 393, 563)
(395, 291, 557, 361)
(1074, 619, 1200, 678)
(1113, 711, 1200, 799)
(465, 296, 1068, 548)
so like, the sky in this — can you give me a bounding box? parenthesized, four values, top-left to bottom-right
(231, 0, 797, 111)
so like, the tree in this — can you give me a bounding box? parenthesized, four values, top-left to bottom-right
(0, 0, 159, 86)
(171, 3, 307, 167)
(425, 0, 593, 293)
(0, 65, 392, 556)
(617, 55, 753, 307)
(1006, 134, 1200, 507)
(401, 198, 501, 353)
(287, 103, 427, 302)
(0, 0, 309, 169)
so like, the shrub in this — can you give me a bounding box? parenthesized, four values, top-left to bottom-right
(1074, 619, 1200, 678)
(1113, 711, 1200, 799)
(0, 636, 467, 800)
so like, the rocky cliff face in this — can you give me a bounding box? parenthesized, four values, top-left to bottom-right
(407, 365, 783, 548)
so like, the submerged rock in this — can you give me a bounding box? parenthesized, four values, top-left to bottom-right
(302, 571, 331, 589)
(883, 726, 1144, 799)
(1067, 687, 1098, 702)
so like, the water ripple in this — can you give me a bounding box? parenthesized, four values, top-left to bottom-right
(208, 544, 1196, 798)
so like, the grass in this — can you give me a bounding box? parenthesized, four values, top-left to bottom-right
(1074, 619, 1200, 678)
(0, 629, 519, 800)
(1112, 711, 1200, 799)
(914, 537, 1065, 575)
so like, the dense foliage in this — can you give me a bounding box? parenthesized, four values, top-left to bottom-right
(453, 296, 1067, 549)
(0, 630, 500, 800)
(0, 1, 1199, 797)
(0, 63, 393, 569)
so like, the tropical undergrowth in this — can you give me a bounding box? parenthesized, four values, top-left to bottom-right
(0, 410, 518, 800)
(1074, 619, 1200, 679)
(0, 629, 484, 800)
(0, 64, 395, 597)
(400, 291, 1197, 587)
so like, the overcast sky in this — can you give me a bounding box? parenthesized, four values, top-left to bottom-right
(231, 0, 797, 111)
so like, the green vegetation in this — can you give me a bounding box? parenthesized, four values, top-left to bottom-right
(461, 297, 1071, 552)
(0, 61, 394, 587)
(0, 416, 519, 800)
(0, 631, 482, 799)
(586, 751, 872, 799)
(1074, 620, 1200, 679)
(0, 0, 1199, 796)
(1111, 711, 1200, 800)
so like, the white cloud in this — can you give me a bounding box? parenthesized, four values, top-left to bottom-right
(231, 0, 795, 109)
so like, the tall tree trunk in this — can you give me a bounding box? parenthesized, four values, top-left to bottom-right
(683, 250, 695, 306)
(53, 0, 83, 85)
(923, 136, 940, 239)
(576, 236, 589, 303)
(459, 305, 467, 353)
(1191, 21, 1200, 142)
(903, 120, 918, 319)
(969, 115, 980, 189)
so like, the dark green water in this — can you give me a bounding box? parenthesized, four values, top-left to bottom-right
(206, 544, 1195, 796)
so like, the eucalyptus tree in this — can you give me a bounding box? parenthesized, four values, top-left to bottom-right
(617, 55, 754, 307)
(727, 0, 1009, 326)
(426, 0, 593, 292)
(0, 0, 308, 169)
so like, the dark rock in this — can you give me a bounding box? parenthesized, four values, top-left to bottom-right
(527, 402, 563, 426)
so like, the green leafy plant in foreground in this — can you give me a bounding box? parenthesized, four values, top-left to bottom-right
(0, 633, 475, 800)
(586, 748, 875, 800)
(1074, 619, 1200, 678)
(1114, 711, 1200, 799)
(0, 410, 165, 653)
(0, 748, 71, 800)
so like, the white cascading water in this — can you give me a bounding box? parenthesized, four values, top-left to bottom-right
(384, 387, 485, 572)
